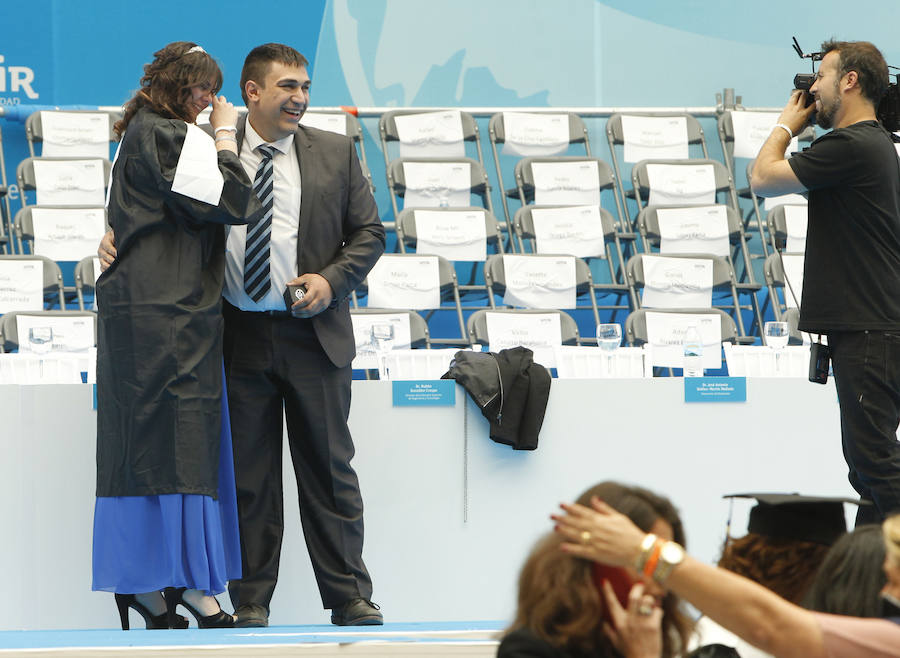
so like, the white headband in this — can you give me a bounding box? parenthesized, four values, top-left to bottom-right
(185, 45, 206, 55)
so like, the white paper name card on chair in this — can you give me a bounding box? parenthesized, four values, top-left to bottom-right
(531, 160, 600, 205)
(501, 255, 577, 309)
(485, 311, 561, 368)
(784, 206, 808, 253)
(0, 260, 43, 312)
(299, 112, 347, 135)
(621, 116, 688, 162)
(39, 112, 110, 158)
(350, 313, 412, 370)
(501, 112, 569, 157)
(645, 163, 716, 207)
(15, 315, 95, 353)
(780, 253, 805, 308)
(366, 256, 441, 310)
(414, 209, 487, 261)
(531, 205, 606, 258)
(764, 193, 807, 211)
(657, 205, 729, 257)
(31, 207, 107, 261)
(640, 255, 713, 309)
(32, 159, 106, 206)
(402, 161, 471, 207)
(644, 311, 723, 370)
(395, 110, 465, 158)
(730, 111, 800, 159)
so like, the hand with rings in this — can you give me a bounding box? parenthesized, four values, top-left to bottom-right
(601, 581, 663, 658)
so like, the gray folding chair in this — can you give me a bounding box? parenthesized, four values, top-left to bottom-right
(467, 307, 580, 347)
(14, 205, 108, 256)
(350, 307, 435, 379)
(514, 204, 629, 316)
(395, 206, 503, 306)
(380, 109, 484, 169)
(0, 123, 12, 253)
(625, 307, 738, 375)
(0, 309, 97, 352)
(350, 307, 430, 348)
(301, 110, 374, 195)
(0, 183, 9, 255)
(780, 307, 806, 345)
(763, 252, 805, 322)
(385, 157, 493, 217)
(355, 253, 468, 347)
(765, 203, 807, 256)
(625, 252, 755, 344)
(718, 111, 815, 259)
(513, 155, 631, 260)
(16, 157, 113, 209)
(483, 253, 600, 327)
(0, 254, 66, 310)
(605, 112, 709, 217)
(488, 112, 592, 251)
(636, 204, 762, 334)
(25, 109, 120, 158)
(74, 256, 99, 310)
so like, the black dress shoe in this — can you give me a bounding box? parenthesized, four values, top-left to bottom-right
(330, 598, 383, 626)
(234, 603, 269, 628)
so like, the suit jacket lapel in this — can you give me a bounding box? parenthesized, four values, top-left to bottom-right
(295, 127, 316, 264)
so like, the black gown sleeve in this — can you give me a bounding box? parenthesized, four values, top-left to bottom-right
(136, 116, 262, 228)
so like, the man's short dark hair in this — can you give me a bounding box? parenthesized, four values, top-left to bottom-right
(821, 39, 889, 106)
(240, 43, 309, 104)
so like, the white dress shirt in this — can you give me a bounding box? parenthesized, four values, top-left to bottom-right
(223, 119, 302, 311)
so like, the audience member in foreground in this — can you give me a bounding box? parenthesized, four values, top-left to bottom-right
(498, 481, 693, 658)
(554, 498, 900, 658)
(691, 493, 852, 657)
(803, 524, 888, 617)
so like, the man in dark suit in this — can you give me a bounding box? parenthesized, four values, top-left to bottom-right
(218, 43, 384, 627)
(98, 42, 384, 627)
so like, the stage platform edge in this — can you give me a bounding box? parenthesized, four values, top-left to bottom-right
(0, 621, 504, 657)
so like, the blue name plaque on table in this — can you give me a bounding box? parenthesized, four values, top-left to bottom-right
(684, 377, 747, 403)
(392, 380, 456, 407)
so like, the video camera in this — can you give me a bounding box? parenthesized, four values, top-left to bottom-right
(792, 37, 900, 132)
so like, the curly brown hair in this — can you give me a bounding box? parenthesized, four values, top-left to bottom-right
(717, 533, 830, 604)
(114, 41, 223, 138)
(505, 481, 694, 658)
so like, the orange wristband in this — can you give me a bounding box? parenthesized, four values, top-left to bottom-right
(642, 539, 663, 579)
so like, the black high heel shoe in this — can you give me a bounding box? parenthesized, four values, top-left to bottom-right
(164, 587, 234, 628)
(115, 593, 190, 630)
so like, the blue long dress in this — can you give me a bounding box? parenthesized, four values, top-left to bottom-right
(92, 374, 241, 595)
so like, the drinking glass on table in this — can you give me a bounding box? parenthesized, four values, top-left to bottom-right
(28, 327, 54, 355)
(764, 321, 790, 374)
(370, 322, 396, 380)
(596, 323, 622, 377)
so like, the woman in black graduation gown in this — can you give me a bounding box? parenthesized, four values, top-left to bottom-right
(91, 41, 262, 629)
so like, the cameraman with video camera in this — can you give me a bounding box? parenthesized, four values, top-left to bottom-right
(751, 39, 900, 526)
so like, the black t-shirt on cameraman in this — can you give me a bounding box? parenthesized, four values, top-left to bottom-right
(788, 120, 900, 332)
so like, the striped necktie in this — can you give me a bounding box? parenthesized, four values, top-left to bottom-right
(244, 144, 276, 302)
